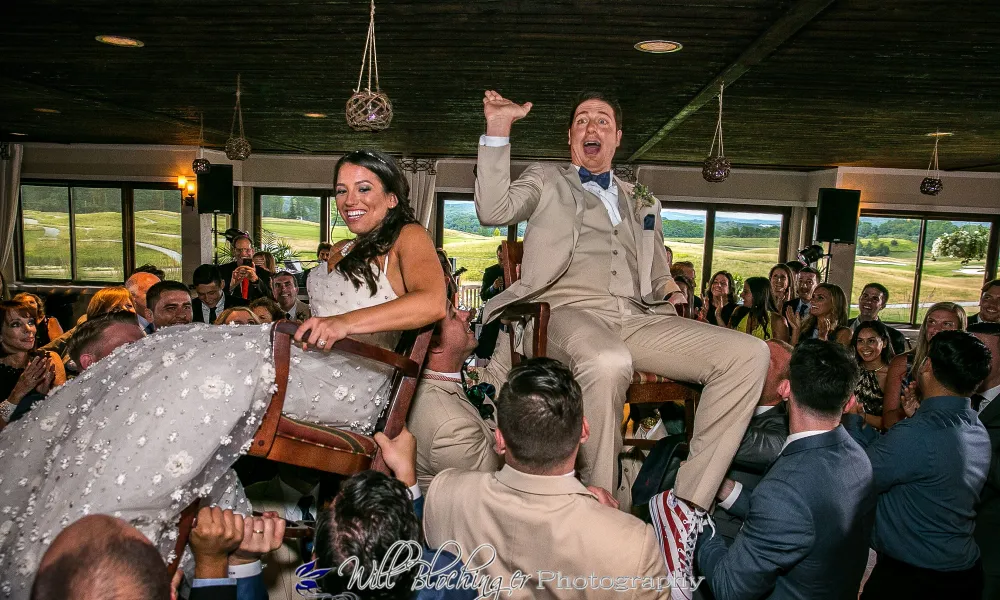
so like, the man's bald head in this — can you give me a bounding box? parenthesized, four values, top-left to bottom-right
(125, 272, 161, 318)
(33, 515, 171, 600)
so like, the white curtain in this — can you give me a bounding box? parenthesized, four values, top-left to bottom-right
(0, 143, 23, 292)
(401, 158, 438, 235)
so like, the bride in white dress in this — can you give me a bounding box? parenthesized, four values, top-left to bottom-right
(0, 149, 446, 597)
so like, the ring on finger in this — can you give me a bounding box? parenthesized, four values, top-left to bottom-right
(253, 529, 265, 534)
(317, 339, 327, 348)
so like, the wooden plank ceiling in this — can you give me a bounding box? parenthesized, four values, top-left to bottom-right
(1, 0, 999, 171)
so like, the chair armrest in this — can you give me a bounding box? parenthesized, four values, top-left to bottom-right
(273, 320, 420, 377)
(500, 302, 550, 359)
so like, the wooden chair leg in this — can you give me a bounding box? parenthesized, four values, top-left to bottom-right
(168, 499, 201, 577)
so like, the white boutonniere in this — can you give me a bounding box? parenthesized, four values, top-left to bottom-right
(632, 183, 657, 217)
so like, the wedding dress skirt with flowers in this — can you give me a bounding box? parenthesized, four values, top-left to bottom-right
(0, 319, 394, 598)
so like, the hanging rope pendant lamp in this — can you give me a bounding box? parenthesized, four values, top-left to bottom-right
(346, 0, 393, 132)
(225, 74, 252, 160)
(193, 113, 211, 174)
(702, 83, 731, 183)
(920, 132, 950, 196)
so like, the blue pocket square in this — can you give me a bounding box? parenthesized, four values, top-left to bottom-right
(643, 215, 655, 231)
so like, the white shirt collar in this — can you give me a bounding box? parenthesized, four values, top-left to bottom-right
(781, 429, 829, 452)
(755, 405, 777, 416)
(423, 368, 463, 380)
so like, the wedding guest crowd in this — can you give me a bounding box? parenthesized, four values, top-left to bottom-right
(0, 90, 996, 600)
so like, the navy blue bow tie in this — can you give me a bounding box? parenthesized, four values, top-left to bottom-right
(579, 167, 611, 190)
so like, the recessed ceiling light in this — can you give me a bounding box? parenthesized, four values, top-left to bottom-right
(303, 112, 327, 118)
(34, 108, 60, 114)
(10, 132, 27, 136)
(95, 35, 144, 48)
(635, 40, 683, 54)
(926, 131, 954, 137)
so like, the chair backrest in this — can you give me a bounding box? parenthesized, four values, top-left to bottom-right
(501, 240, 523, 288)
(250, 320, 432, 471)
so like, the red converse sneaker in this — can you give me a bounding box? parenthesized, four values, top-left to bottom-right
(649, 489, 711, 598)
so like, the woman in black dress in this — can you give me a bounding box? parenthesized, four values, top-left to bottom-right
(852, 320, 895, 430)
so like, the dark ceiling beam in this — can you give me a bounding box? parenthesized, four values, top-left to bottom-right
(0, 75, 313, 153)
(627, 0, 835, 163)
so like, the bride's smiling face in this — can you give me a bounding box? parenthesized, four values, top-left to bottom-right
(335, 163, 398, 235)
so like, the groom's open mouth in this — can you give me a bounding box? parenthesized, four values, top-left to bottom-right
(583, 140, 601, 156)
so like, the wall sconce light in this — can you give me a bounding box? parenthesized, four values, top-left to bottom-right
(177, 175, 187, 189)
(184, 181, 196, 208)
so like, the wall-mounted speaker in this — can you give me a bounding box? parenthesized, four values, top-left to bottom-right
(815, 188, 861, 244)
(197, 164, 234, 214)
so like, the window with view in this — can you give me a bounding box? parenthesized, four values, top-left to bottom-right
(711, 211, 783, 288)
(441, 199, 523, 311)
(851, 214, 993, 324)
(134, 189, 183, 281)
(662, 208, 706, 289)
(260, 194, 322, 269)
(20, 185, 73, 280)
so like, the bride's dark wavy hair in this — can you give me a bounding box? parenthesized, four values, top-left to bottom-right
(334, 150, 418, 296)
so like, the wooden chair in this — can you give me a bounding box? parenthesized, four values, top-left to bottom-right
(168, 320, 432, 575)
(498, 240, 700, 451)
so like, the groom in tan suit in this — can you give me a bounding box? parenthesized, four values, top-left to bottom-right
(475, 90, 769, 587)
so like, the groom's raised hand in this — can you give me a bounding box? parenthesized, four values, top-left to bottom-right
(483, 90, 532, 137)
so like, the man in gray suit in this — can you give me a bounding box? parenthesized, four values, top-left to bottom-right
(682, 341, 876, 600)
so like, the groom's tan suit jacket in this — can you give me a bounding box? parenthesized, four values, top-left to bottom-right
(476, 144, 680, 325)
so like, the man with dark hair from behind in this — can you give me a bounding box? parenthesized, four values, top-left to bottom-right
(313, 429, 475, 600)
(687, 340, 875, 600)
(969, 322, 1000, 598)
(67, 311, 144, 371)
(844, 330, 992, 599)
(424, 357, 667, 597)
(145, 280, 193, 331)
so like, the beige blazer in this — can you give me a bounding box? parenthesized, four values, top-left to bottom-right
(476, 144, 679, 324)
(424, 466, 669, 599)
(407, 378, 502, 492)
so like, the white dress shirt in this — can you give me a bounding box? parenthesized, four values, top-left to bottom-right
(479, 135, 622, 226)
